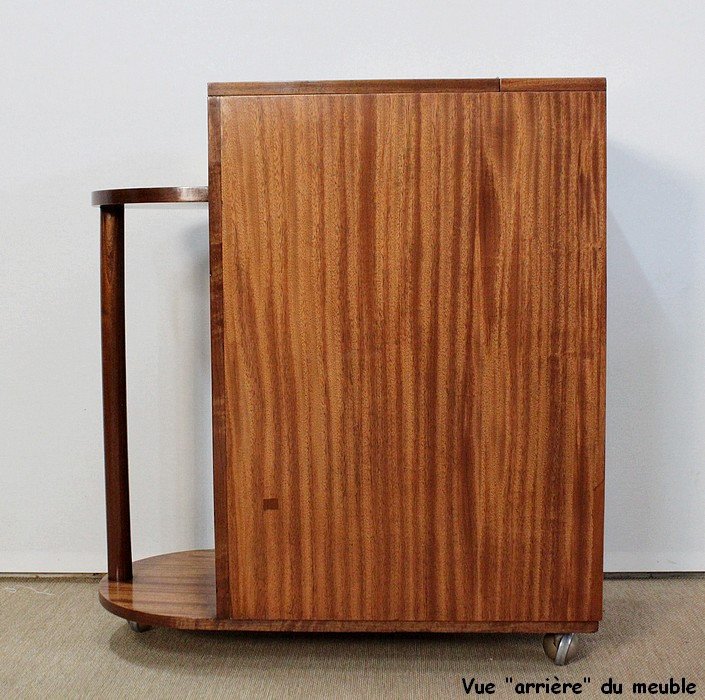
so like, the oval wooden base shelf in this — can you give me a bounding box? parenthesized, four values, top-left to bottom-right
(99, 550, 598, 633)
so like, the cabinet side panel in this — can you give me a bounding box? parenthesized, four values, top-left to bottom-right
(208, 96, 231, 618)
(218, 91, 605, 622)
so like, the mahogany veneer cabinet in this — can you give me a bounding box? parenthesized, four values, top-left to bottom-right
(93, 78, 606, 665)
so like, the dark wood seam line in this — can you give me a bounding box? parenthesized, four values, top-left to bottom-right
(217, 99, 230, 619)
(208, 83, 501, 97)
(209, 96, 231, 619)
(208, 90, 502, 97)
(217, 97, 230, 619)
(216, 98, 228, 618)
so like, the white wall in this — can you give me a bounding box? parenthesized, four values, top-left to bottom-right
(1, 0, 704, 572)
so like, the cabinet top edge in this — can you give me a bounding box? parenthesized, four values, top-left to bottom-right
(500, 78, 606, 92)
(208, 78, 605, 96)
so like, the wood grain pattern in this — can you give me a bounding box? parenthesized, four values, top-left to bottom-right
(212, 89, 606, 625)
(207, 96, 232, 619)
(500, 78, 606, 92)
(99, 550, 597, 632)
(209, 79, 500, 97)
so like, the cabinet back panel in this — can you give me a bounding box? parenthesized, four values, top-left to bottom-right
(211, 90, 606, 622)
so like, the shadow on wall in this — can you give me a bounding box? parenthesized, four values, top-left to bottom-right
(164, 220, 212, 549)
(180, 222, 212, 546)
(126, 208, 213, 557)
(119, 203, 215, 562)
(606, 143, 705, 570)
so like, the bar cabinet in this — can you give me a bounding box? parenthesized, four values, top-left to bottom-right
(93, 78, 606, 665)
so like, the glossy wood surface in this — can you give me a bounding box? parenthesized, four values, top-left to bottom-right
(500, 78, 606, 92)
(100, 205, 132, 581)
(99, 550, 598, 632)
(209, 79, 500, 96)
(92, 187, 208, 206)
(208, 78, 605, 97)
(211, 89, 606, 623)
(207, 96, 232, 619)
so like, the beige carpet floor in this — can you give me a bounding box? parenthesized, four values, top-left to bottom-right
(1, 577, 703, 699)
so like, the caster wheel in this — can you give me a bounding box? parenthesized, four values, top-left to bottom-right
(128, 621, 153, 633)
(543, 633, 578, 666)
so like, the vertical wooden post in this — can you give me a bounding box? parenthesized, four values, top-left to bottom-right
(100, 204, 133, 581)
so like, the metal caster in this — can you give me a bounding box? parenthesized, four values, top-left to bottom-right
(127, 621, 153, 633)
(542, 633, 578, 665)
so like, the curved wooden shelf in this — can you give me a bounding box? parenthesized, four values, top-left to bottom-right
(91, 186, 208, 206)
(99, 550, 219, 630)
(99, 550, 598, 633)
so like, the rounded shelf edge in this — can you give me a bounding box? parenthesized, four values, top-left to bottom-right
(91, 187, 208, 206)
